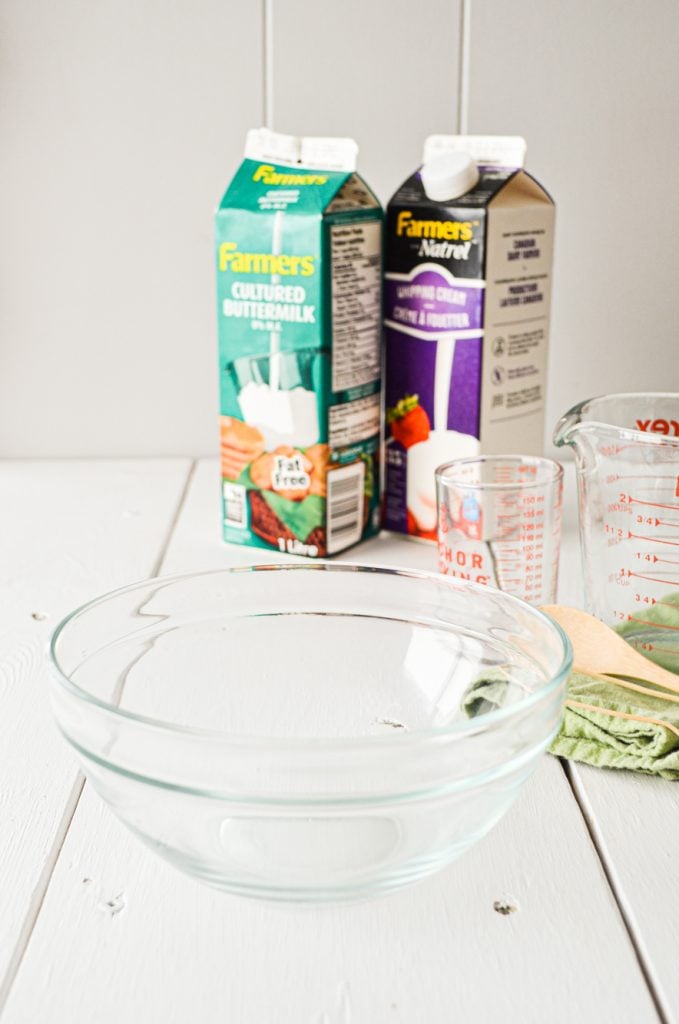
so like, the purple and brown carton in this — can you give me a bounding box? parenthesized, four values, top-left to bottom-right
(383, 135, 555, 540)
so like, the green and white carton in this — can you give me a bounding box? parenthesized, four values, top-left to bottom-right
(215, 129, 383, 556)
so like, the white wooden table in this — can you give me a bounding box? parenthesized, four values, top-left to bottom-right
(0, 458, 675, 1024)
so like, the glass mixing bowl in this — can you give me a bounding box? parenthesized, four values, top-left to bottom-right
(49, 565, 571, 903)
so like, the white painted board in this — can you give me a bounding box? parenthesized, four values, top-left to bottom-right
(0, 459, 191, 1004)
(568, 765, 679, 1024)
(2, 459, 658, 1024)
(556, 468, 679, 1024)
(3, 757, 659, 1024)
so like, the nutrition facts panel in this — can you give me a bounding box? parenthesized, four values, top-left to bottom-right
(329, 393, 381, 447)
(330, 220, 381, 392)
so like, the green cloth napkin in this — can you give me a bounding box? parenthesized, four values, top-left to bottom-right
(464, 671, 679, 780)
(616, 591, 679, 675)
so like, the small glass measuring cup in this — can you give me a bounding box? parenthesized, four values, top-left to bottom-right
(435, 455, 563, 604)
(554, 392, 679, 672)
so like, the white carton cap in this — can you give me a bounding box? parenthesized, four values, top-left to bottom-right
(244, 128, 358, 171)
(300, 136, 357, 172)
(420, 151, 479, 201)
(245, 128, 300, 165)
(423, 135, 527, 169)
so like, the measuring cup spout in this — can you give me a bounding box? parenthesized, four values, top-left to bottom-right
(553, 399, 588, 449)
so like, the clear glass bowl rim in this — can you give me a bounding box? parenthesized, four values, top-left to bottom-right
(49, 563, 572, 750)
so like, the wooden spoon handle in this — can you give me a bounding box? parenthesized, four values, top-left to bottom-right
(610, 650, 679, 693)
(576, 667, 679, 704)
(566, 699, 679, 738)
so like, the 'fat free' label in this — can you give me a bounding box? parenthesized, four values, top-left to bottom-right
(273, 454, 310, 493)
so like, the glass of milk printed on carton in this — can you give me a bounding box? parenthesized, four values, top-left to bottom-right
(383, 136, 555, 541)
(216, 130, 383, 557)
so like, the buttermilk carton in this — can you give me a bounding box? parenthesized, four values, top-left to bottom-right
(216, 129, 383, 557)
(383, 136, 555, 539)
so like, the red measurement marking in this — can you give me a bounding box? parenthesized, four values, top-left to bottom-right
(630, 497, 679, 511)
(635, 516, 679, 528)
(627, 616, 679, 630)
(628, 571, 679, 587)
(676, 475, 679, 498)
(632, 641, 679, 655)
(629, 532, 679, 547)
(656, 557, 679, 566)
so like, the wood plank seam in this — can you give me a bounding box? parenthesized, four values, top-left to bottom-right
(0, 772, 84, 1014)
(0, 459, 197, 1013)
(561, 758, 668, 1024)
(147, 459, 198, 579)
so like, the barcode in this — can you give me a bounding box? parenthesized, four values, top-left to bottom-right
(223, 482, 247, 529)
(326, 461, 365, 554)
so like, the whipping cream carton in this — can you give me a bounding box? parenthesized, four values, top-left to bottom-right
(383, 136, 555, 539)
(216, 129, 383, 556)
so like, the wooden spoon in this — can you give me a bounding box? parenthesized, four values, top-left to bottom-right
(565, 697, 679, 737)
(541, 604, 679, 695)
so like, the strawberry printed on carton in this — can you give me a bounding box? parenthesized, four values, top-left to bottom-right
(387, 395, 431, 449)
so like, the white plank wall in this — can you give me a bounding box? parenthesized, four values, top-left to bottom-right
(4, 1, 676, 458)
(467, 0, 679, 450)
(272, 0, 462, 203)
(1, 461, 659, 1024)
(0, 0, 263, 458)
(0, 460, 192, 1007)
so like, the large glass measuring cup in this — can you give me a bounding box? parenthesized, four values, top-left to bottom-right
(554, 392, 679, 672)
